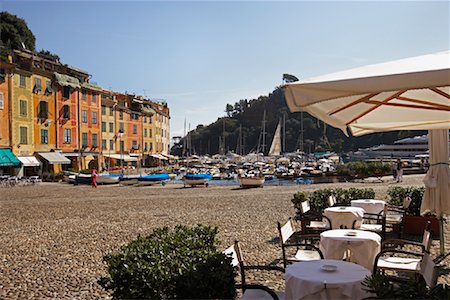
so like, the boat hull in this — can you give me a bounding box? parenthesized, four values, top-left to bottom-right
(183, 173, 212, 187)
(239, 177, 265, 188)
(137, 174, 170, 186)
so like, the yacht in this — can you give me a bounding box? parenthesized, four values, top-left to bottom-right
(350, 134, 439, 160)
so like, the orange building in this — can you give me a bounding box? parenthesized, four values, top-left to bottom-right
(78, 82, 102, 169)
(54, 72, 80, 168)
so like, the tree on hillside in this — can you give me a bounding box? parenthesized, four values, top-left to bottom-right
(0, 11, 36, 51)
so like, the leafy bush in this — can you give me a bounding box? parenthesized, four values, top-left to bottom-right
(292, 187, 376, 215)
(336, 161, 392, 178)
(362, 273, 450, 299)
(367, 161, 392, 177)
(387, 186, 425, 216)
(99, 224, 236, 300)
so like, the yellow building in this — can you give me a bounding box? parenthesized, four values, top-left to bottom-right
(100, 91, 117, 169)
(11, 69, 34, 156)
(32, 71, 56, 153)
(153, 102, 170, 155)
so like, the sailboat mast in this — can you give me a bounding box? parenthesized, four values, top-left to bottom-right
(300, 111, 304, 153)
(261, 110, 266, 154)
(282, 113, 286, 154)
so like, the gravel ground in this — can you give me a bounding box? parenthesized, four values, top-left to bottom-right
(0, 174, 448, 299)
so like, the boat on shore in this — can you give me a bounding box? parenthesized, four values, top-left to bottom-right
(183, 173, 212, 187)
(137, 173, 170, 186)
(239, 175, 265, 188)
(75, 173, 120, 185)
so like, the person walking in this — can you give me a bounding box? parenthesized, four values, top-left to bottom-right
(396, 159, 403, 183)
(91, 169, 98, 188)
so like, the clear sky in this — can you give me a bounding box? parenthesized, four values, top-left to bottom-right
(2, 1, 449, 139)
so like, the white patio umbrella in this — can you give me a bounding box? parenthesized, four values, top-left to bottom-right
(283, 50, 450, 254)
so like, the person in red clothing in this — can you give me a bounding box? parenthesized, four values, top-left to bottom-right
(91, 169, 98, 188)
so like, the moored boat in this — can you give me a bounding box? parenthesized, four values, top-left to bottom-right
(137, 173, 170, 186)
(75, 173, 120, 185)
(183, 173, 212, 187)
(239, 175, 265, 188)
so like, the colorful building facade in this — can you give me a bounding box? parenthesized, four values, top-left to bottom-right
(1, 49, 171, 174)
(0, 61, 12, 148)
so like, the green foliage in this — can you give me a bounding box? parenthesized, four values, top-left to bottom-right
(291, 187, 375, 215)
(99, 224, 237, 300)
(336, 161, 391, 178)
(387, 186, 426, 216)
(0, 11, 36, 52)
(362, 273, 450, 299)
(79, 169, 93, 174)
(37, 49, 60, 62)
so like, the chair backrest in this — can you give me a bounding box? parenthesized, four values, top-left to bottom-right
(300, 200, 310, 214)
(422, 222, 432, 252)
(224, 241, 243, 268)
(328, 195, 336, 207)
(224, 241, 246, 289)
(419, 253, 438, 288)
(403, 196, 412, 209)
(278, 219, 295, 244)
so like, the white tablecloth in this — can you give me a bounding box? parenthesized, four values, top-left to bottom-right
(320, 229, 381, 270)
(324, 206, 365, 229)
(285, 260, 372, 300)
(351, 199, 386, 215)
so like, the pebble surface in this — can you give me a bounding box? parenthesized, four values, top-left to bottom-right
(0, 174, 448, 299)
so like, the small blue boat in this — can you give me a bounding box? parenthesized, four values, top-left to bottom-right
(137, 173, 170, 186)
(183, 173, 212, 187)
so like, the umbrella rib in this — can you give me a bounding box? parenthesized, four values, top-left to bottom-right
(345, 90, 406, 126)
(395, 96, 450, 110)
(430, 87, 450, 100)
(329, 93, 379, 116)
(365, 100, 450, 111)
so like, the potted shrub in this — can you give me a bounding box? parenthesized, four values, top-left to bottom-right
(387, 186, 440, 236)
(99, 224, 236, 299)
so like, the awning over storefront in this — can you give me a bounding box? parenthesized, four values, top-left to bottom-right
(0, 148, 21, 167)
(103, 154, 138, 162)
(54, 72, 81, 89)
(18, 156, 40, 167)
(62, 152, 99, 157)
(38, 152, 71, 165)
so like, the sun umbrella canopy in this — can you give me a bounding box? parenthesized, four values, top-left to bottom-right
(283, 51, 450, 136)
(282, 51, 450, 254)
(421, 129, 450, 217)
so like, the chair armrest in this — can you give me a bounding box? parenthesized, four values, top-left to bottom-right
(243, 265, 285, 274)
(373, 249, 424, 274)
(281, 243, 324, 259)
(236, 284, 280, 300)
(382, 239, 425, 252)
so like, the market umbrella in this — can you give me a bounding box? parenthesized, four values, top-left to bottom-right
(282, 51, 450, 254)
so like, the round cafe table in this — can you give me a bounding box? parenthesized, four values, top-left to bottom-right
(323, 206, 365, 229)
(285, 259, 372, 300)
(320, 229, 381, 270)
(351, 199, 386, 215)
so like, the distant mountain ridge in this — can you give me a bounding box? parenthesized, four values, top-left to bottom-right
(171, 88, 425, 156)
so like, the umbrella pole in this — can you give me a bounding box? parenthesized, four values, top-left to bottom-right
(439, 216, 445, 255)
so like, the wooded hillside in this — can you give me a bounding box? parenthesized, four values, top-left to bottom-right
(172, 88, 424, 156)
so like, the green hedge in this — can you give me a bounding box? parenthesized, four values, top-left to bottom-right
(387, 186, 425, 216)
(99, 224, 236, 299)
(336, 161, 391, 178)
(292, 187, 376, 215)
